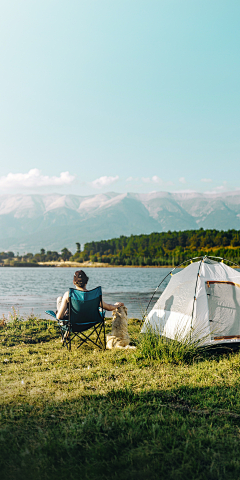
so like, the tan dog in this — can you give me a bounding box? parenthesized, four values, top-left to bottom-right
(106, 306, 136, 349)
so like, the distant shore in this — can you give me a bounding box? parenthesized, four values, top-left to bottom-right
(1, 260, 238, 269)
(0, 261, 176, 268)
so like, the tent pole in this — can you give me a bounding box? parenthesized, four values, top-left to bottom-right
(207, 256, 240, 268)
(189, 257, 205, 341)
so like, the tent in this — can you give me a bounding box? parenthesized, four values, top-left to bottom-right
(142, 257, 240, 346)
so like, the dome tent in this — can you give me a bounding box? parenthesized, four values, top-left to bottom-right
(142, 257, 240, 346)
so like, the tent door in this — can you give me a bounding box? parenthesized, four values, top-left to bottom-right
(206, 281, 240, 339)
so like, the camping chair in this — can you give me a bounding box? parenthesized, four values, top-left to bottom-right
(45, 286, 106, 351)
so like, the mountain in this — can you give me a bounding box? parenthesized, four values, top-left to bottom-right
(1, 191, 240, 253)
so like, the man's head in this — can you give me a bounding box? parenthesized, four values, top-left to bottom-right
(73, 270, 89, 288)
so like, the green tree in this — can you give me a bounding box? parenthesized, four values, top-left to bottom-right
(61, 248, 72, 261)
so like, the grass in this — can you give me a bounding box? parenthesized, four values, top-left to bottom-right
(1, 314, 240, 480)
(138, 329, 201, 364)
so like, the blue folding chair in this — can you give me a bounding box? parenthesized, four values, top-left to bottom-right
(46, 286, 106, 350)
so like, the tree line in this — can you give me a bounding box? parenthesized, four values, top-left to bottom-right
(1, 230, 240, 266)
(0, 247, 73, 266)
(71, 229, 240, 266)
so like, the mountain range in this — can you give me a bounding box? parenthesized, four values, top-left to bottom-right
(1, 191, 240, 253)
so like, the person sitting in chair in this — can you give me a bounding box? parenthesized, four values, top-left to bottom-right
(56, 270, 124, 319)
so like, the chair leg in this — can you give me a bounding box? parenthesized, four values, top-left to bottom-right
(60, 330, 64, 342)
(94, 323, 105, 350)
(60, 328, 71, 350)
(103, 322, 106, 350)
(61, 322, 105, 351)
(60, 328, 67, 345)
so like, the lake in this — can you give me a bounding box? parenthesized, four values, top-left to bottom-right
(0, 267, 175, 319)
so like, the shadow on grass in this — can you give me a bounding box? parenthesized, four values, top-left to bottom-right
(1, 385, 240, 480)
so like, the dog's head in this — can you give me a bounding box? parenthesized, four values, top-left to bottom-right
(112, 305, 128, 319)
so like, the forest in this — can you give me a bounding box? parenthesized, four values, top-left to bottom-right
(0, 247, 73, 266)
(1, 229, 240, 266)
(71, 229, 240, 266)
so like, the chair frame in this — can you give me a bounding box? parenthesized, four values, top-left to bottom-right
(59, 293, 106, 351)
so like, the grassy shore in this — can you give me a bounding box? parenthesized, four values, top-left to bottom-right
(1, 316, 240, 480)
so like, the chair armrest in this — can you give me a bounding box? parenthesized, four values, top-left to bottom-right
(45, 310, 57, 319)
(45, 311, 69, 327)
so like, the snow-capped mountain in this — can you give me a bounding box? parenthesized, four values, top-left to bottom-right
(1, 191, 240, 253)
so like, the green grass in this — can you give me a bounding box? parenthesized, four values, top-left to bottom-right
(137, 324, 210, 364)
(1, 314, 240, 480)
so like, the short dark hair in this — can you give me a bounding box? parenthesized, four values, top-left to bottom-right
(73, 270, 89, 288)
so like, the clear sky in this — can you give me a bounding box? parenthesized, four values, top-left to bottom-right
(0, 0, 239, 195)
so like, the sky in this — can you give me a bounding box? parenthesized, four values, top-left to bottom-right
(0, 0, 240, 196)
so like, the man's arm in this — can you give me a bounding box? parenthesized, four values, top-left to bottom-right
(56, 291, 69, 319)
(102, 300, 124, 311)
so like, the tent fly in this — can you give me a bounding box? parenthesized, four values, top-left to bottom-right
(142, 257, 240, 346)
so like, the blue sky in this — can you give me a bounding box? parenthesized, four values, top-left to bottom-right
(0, 0, 239, 195)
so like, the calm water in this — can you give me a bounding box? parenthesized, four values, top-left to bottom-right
(0, 267, 175, 319)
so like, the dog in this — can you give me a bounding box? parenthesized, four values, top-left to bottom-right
(106, 305, 136, 349)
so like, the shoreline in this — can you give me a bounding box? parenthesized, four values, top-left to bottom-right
(39, 261, 176, 268)
(1, 261, 176, 268)
(1, 261, 239, 269)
